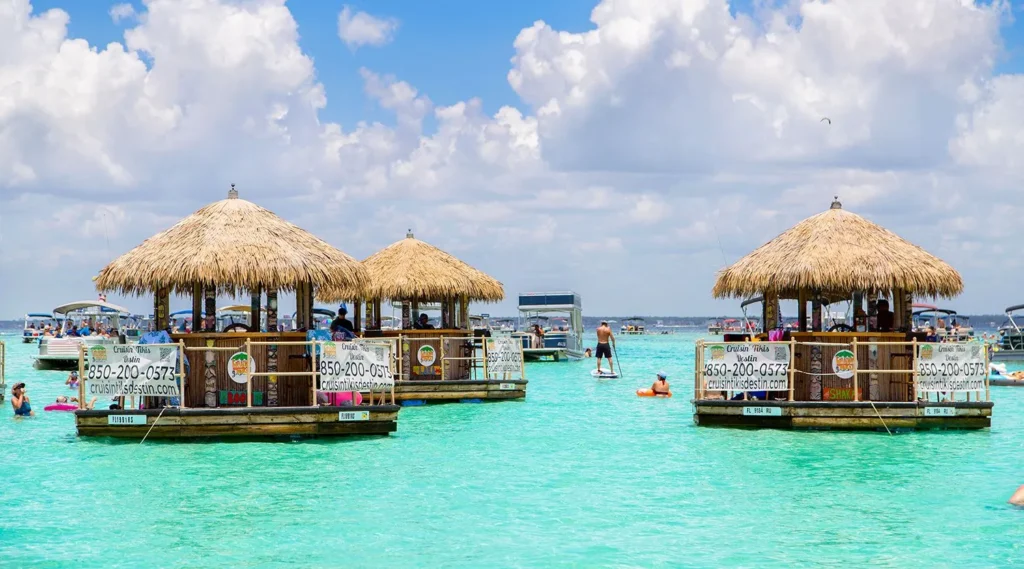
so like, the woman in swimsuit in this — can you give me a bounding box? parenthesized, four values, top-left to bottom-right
(651, 372, 671, 396)
(11, 383, 34, 417)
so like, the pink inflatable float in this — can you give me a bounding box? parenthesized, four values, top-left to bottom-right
(44, 403, 77, 412)
(323, 391, 363, 406)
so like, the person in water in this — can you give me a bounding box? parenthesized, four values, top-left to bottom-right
(66, 371, 79, 388)
(651, 371, 670, 395)
(584, 348, 592, 358)
(10, 383, 34, 417)
(595, 321, 616, 373)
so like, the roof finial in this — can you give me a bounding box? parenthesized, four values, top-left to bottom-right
(228, 184, 238, 199)
(830, 195, 841, 209)
(406, 228, 414, 238)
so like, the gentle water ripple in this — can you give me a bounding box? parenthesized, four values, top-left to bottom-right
(0, 332, 1021, 567)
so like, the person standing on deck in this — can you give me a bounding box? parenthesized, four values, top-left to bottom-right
(331, 306, 354, 334)
(595, 321, 616, 373)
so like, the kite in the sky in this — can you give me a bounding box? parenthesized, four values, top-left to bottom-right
(820, 117, 831, 124)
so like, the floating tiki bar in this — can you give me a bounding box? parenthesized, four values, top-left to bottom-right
(693, 198, 991, 431)
(321, 231, 526, 405)
(82, 186, 399, 439)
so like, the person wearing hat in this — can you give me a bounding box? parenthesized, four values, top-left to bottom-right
(10, 383, 34, 417)
(330, 305, 354, 334)
(651, 371, 670, 396)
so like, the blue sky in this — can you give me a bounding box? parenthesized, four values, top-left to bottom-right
(4, 0, 1024, 318)
(33, 0, 1024, 128)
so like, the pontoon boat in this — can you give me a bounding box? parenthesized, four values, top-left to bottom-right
(516, 291, 583, 361)
(34, 300, 131, 370)
(620, 317, 646, 335)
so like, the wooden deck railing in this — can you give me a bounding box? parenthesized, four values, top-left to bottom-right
(694, 339, 990, 403)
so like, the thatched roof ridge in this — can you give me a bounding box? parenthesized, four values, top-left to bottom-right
(320, 232, 504, 302)
(94, 187, 368, 296)
(712, 198, 963, 299)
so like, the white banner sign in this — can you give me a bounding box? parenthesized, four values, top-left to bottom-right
(86, 344, 179, 397)
(486, 336, 523, 374)
(916, 343, 986, 392)
(318, 341, 394, 392)
(703, 343, 790, 392)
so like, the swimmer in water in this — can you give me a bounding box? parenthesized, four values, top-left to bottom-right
(651, 371, 670, 396)
(1010, 485, 1024, 507)
(66, 371, 79, 388)
(10, 383, 34, 417)
(584, 348, 592, 358)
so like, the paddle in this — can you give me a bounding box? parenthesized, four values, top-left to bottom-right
(613, 343, 623, 378)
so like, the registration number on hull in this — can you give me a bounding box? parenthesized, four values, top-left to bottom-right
(924, 407, 957, 417)
(338, 411, 370, 421)
(498, 383, 517, 390)
(742, 406, 782, 417)
(107, 414, 147, 425)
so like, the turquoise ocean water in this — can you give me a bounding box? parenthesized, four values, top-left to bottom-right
(0, 331, 1022, 568)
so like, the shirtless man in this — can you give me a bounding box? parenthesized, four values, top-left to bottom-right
(595, 321, 616, 373)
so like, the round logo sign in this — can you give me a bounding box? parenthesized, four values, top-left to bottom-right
(228, 352, 254, 384)
(832, 349, 855, 380)
(417, 345, 436, 366)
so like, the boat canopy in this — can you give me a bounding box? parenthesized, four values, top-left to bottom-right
(1005, 304, 1024, 314)
(518, 291, 581, 312)
(52, 300, 131, 316)
(170, 309, 205, 317)
(623, 316, 645, 323)
(740, 296, 764, 309)
(912, 307, 957, 317)
(25, 313, 57, 319)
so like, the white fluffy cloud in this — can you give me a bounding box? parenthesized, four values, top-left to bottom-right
(1, 0, 1023, 317)
(337, 6, 398, 49)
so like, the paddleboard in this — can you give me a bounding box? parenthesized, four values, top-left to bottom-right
(591, 369, 619, 379)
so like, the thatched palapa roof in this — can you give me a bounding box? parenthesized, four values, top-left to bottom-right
(320, 231, 504, 303)
(94, 186, 368, 296)
(712, 198, 963, 299)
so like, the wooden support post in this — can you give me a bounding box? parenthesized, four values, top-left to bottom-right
(788, 338, 796, 402)
(245, 338, 253, 408)
(311, 340, 319, 407)
(178, 340, 187, 409)
(204, 286, 217, 332)
(354, 300, 362, 334)
(155, 286, 170, 332)
(192, 283, 203, 333)
(901, 290, 913, 332)
(763, 292, 779, 331)
(482, 335, 489, 380)
(266, 289, 278, 332)
(798, 289, 808, 333)
(911, 338, 918, 402)
(78, 345, 86, 409)
(306, 281, 315, 332)
(250, 286, 262, 331)
(852, 337, 860, 401)
(440, 334, 447, 381)
(984, 339, 990, 402)
(374, 299, 383, 330)
(811, 295, 822, 332)
(461, 294, 470, 330)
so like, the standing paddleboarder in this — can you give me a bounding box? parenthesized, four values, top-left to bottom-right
(595, 321, 616, 374)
